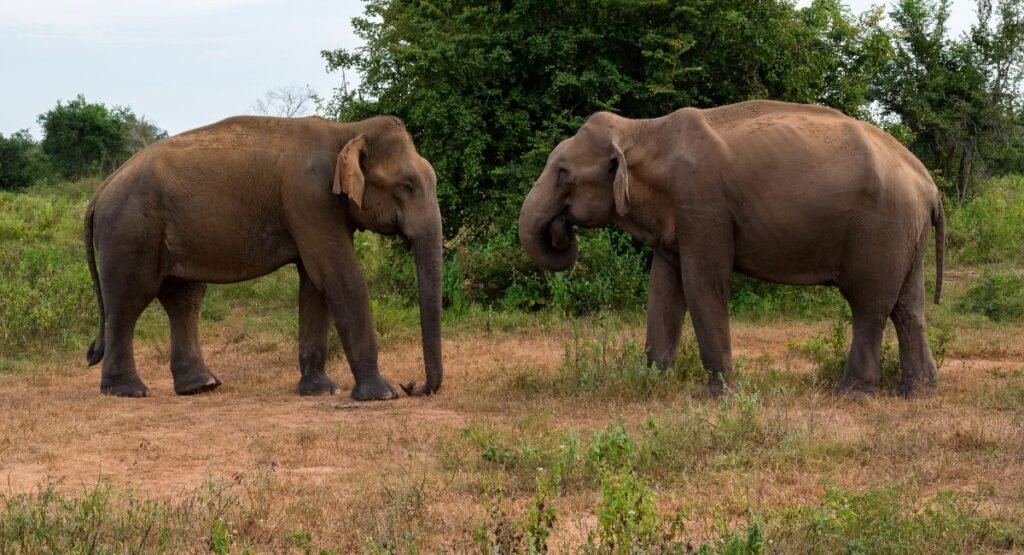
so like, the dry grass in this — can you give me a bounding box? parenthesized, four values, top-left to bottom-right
(1, 317, 1023, 552)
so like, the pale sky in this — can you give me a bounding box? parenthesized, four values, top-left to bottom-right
(1, 1, 979, 138)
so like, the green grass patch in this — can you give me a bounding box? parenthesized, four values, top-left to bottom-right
(769, 484, 1021, 553)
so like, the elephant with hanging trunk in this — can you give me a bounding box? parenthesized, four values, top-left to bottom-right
(519, 100, 945, 398)
(84, 115, 443, 400)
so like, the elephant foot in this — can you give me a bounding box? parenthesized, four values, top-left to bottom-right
(351, 375, 397, 401)
(701, 373, 734, 398)
(701, 381, 732, 398)
(101, 376, 150, 398)
(893, 378, 937, 399)
(832, 377, 878, 399)
(296, 372, 342, 396)
(173, 369, 222, 396)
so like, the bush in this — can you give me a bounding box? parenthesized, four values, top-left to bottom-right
(38, 95, 128, 179)
(948, 175, 1024, 264)
(955, 271, 1024, 322)
(0, 131, 48, 191)
(729, 275, 846, 320)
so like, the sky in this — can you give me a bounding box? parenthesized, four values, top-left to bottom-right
(1, 0, 980, 138)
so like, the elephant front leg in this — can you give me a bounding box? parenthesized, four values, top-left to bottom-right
(323, 265, 397, 401)
(645, 253, 687, 370)
(295, 265, 341, 396)
(679, 249, 735, 396)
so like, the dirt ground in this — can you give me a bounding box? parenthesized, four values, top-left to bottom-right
(1, 320, 1023, 550)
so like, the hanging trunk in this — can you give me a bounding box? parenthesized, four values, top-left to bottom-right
(400, 227, 444, 396)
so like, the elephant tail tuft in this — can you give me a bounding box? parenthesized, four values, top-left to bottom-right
(933, 197, 945, 305)
(85, 197, 105, 366)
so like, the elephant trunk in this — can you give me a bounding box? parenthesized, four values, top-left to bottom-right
(518, 176, 578, 272)
(400, 219, 444, 396)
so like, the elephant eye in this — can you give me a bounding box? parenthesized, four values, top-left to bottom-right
(400, 181, 415, 193)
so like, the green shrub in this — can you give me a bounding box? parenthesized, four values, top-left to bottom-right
(955, 271, 1024, 322)
(729, 275, 846, 320)
(948, 175, 1024, 264)
(769, 485, 1020, 553)
(450, 227, 649, 316)
(0, 131, 49, 191)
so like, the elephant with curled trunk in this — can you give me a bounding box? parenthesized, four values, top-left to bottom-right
(84, 115, 443, 400)
(519, 100, 945, 398)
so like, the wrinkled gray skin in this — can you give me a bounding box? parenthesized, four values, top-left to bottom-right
(85, 115, 443, 400)
(520, 100, 945, 398)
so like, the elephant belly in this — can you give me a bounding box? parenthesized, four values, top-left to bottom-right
(163, 221, 299, 284)
(732, 228, 844, 287)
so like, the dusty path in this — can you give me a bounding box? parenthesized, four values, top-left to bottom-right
(1, 320, 1022, 549)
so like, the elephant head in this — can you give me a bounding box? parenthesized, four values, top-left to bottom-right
(334, 117, 444, 396)
(518, 113, 631, 271)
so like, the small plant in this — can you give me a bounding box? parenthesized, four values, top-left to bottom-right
(361, 478, 432, 554)
(209, 518, 232, 554)
(558, 326, 705, 399)
(586, 468, 669, 553)
(474, 465, 563, 553)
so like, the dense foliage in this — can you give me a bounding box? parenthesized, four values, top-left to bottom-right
(34, 95, 165, 181)
(874, 0, 1024, 201)
(0, 130, 47, 190)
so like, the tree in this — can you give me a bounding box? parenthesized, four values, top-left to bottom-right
(0, 130, 46, 190)
(253, 85, 316, 117)
(38, 95, 127, 179)
(322, 0, 893, 237)
(873, 0, 1024, 201)
(114, 109, 168, 154)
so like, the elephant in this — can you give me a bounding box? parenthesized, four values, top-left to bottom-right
(519, 100, 944, 398)
(84, 115, 443, 400)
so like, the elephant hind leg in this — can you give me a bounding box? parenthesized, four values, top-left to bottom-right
(834, 284, 901, 398)
(295, 264, 340, 396)
(158, 278, 221, 395)
(99, 267, 159, 397)
(890, 261, 938, 398)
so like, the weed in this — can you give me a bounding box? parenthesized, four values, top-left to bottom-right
(360, 478, 432, 554)
(769, 484, 1021, 553)
(556, 326, 706, 399)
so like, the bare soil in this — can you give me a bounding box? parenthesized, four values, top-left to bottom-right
(1, 320, 1022, 550)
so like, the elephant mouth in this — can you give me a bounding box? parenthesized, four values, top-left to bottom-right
(549, 211, 573, 250)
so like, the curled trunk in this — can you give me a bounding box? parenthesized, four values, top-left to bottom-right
(518, 180, 578, 271)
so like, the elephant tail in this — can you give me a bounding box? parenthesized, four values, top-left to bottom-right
(85, 197, 105, 366)
(933, 197, 945, 305)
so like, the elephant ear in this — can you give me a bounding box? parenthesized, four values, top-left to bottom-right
(612, 142, 630, 216)
(333, 134, 367, 208)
